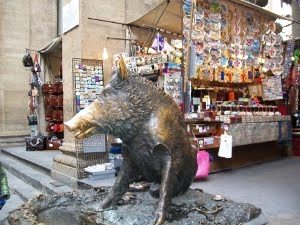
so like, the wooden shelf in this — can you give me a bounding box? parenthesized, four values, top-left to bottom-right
(202, 143, 220, 149)
(185, 118, 223, 125)
(192, 131, 214, 137)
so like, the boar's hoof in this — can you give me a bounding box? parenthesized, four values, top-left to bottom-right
(101, 198, 113, 209)
(149, 183, 160, 198)
(153, 210, 166, 225)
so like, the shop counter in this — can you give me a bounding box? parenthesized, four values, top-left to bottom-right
(185, 116, 292, 172)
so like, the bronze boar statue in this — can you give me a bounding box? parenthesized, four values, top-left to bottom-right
(65, 59, 197, 225)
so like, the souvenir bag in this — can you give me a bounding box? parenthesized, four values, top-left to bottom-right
(28, 87, 39, 97)
(54, 82, 63, 94)
(32, 53, 41, 73)
(28, 96, 37, 111)
(46, 136, 61, 150)
(46, 122, 55, 132)
(42, 83, 55, 94)
(218, 131, 232, 158)
(57, 95, 63, 107)
(195, 150, 211, 180)
(45, 107, 53, 121)
(55, 123, 64, 133)
(27, 111, 38, 126)
(49, 95, 58, 107)
(30, 74, 42, 87)
(25, 134, 46, 151)
(22, 51, 34, 67)
(53, 110, 63, 121)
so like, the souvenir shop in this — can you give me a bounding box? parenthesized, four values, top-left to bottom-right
(22, 36, 108, 174)
(119, 0, 296, 172)
(22, 37, 64, 151)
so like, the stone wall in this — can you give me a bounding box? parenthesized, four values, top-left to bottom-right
(0, 0, 57, 146)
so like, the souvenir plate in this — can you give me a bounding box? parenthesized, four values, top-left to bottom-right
(210, 2, 221, 13)
(196, 54, 204, 66)
(264, 33, 276, 46)
(220, 43, 228, 53)
(233, 59, 242, 68)
(220, 3, 228, 16)
(209, 31, 221, 41)
(273, 55, 283, 64)
(196, 42, 204, 54)
(221, 17, 228, 29)
(210, 40, 221, 49)
(245, 56, 255, 67)
(202, 66, 211, 80)
(209, 13, 221, 23)
(233, 25, 241, 35)
(274, 34, 283, 46)
(220, 55, 228, 67)
(211, 48, 221, 59)
(272, 65, 284, 76)
(251, 39, 260, 54)
(276, 45, 284, 53)
(233, 35, 241, 44)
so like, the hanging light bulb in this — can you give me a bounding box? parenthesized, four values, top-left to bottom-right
(102, 47, 108, 60)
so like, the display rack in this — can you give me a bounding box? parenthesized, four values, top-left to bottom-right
(72, 58, 108, 178)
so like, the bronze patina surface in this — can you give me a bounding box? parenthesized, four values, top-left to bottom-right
(65, 61, 197, 225)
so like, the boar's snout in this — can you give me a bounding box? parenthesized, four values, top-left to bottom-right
(64, 100, 102, 139)
(64, 119, 83, 138)
(64, 118, 96, 139)
(64, 120, 75, 132)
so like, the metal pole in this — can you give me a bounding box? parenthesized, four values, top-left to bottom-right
(183, 0, 195, 114)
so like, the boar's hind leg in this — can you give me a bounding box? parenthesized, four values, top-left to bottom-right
(153, 144, 175, 225)
(101, 157, 137, 209)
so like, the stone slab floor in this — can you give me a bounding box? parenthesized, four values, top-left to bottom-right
(191, 157, 300, 225)
(1, 145, 299, 225)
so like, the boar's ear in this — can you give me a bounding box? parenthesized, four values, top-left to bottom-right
(118, 57, 129, 80)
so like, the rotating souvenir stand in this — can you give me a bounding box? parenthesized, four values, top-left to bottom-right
(72, 58, 108, 178)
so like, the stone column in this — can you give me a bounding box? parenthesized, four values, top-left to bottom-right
(51, 21, 82, 187)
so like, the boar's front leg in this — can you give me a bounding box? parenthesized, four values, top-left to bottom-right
(153, 144, 175, 225)
(101, 156, 137, 209)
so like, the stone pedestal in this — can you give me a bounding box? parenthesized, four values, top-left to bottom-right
(7, 188, 268, 225)
(51, 142, 79, 188)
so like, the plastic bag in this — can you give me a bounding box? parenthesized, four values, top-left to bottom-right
(218, 132, 232, 158)
(195, 150, 210, 180)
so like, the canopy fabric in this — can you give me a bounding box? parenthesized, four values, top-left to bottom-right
(129, 0, 183, 36)
(38, 36, 62, 55)
(128, 0, 292, 36)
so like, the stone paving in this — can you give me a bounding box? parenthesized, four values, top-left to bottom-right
(1, 146, 300, 225)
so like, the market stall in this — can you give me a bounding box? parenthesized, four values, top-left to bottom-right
(125, 0, 293, 172)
